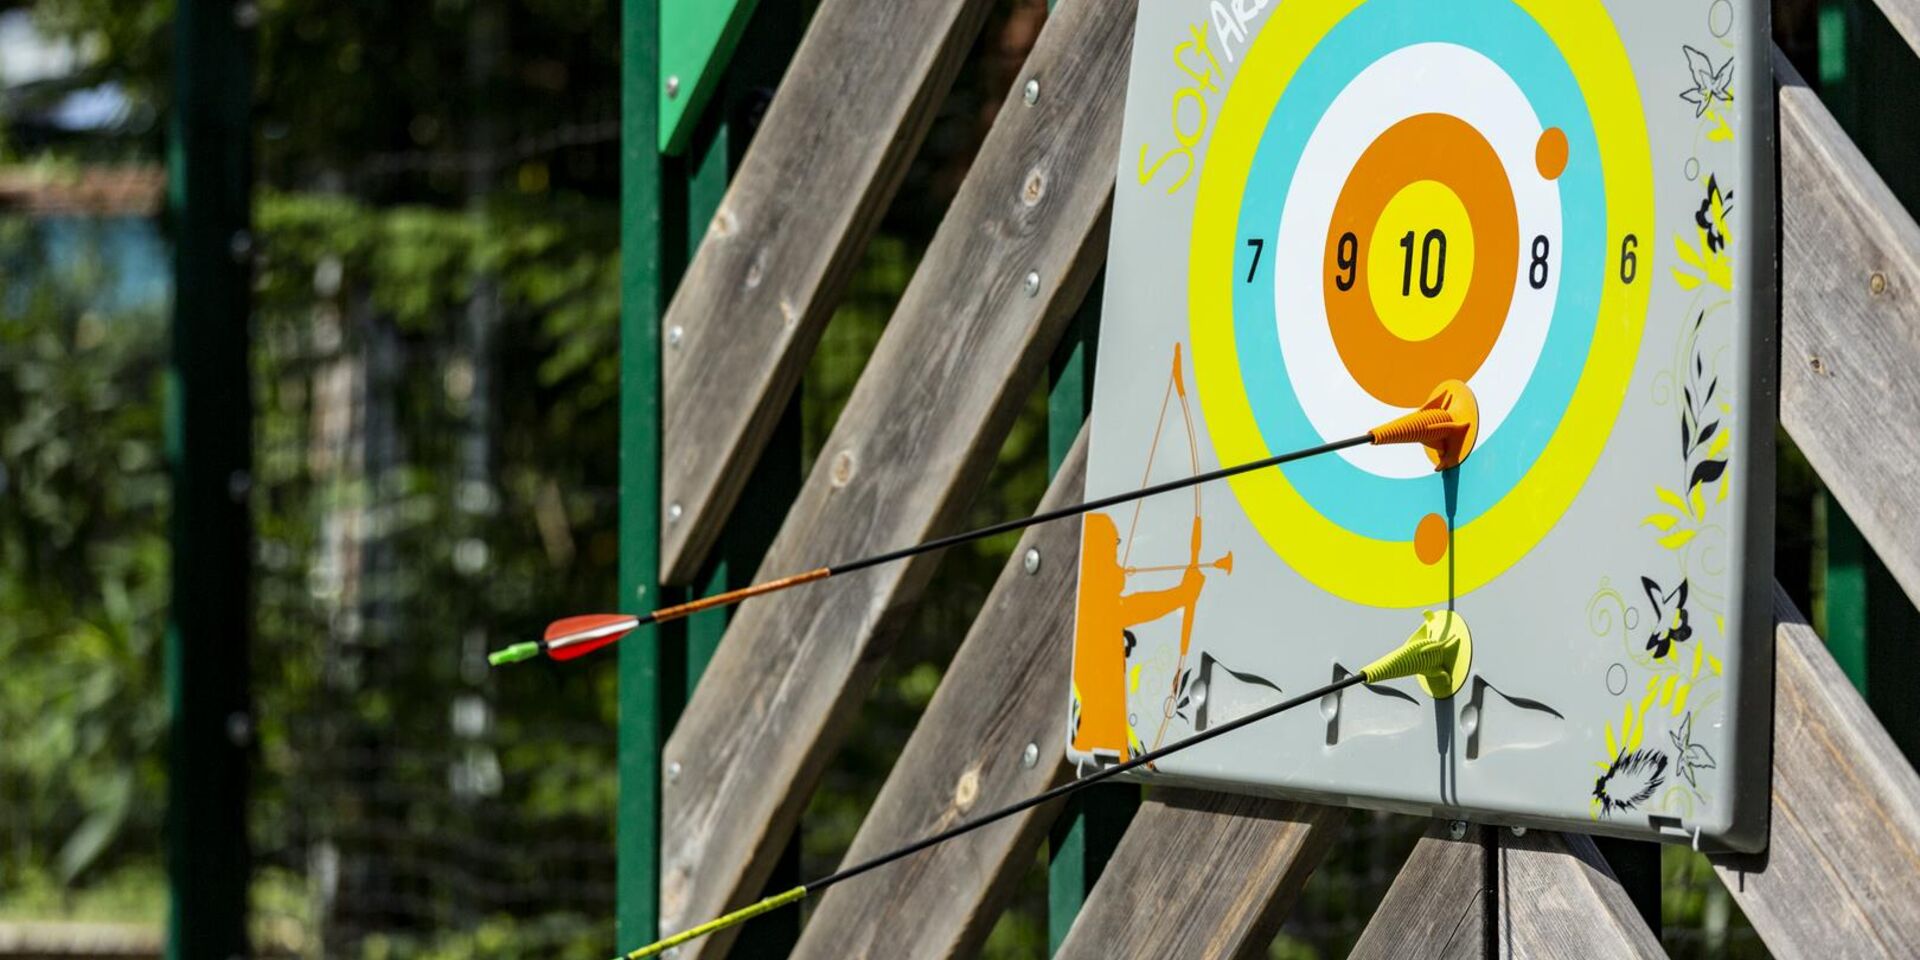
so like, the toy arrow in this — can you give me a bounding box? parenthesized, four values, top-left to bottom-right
(489, 381, 1480, 667)
(614, 611, 1473, 958)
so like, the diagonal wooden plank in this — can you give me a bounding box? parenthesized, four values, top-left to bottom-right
(1712, 586, 1920, 958)
(1054, 792, 1343, 960)
(1352, 824, 1664, 959)
(791, 429, 1086, 959)
(1495, 830, 1667, 958)
(1865, 0, 1920, 62)
(1349, 823, 1488, 960)
(656, 1, 1134, 954)
(1777, 49, 1920, 611)
(657, 0, 996, 583)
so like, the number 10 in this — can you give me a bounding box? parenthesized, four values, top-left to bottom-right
(1399, 229, 1446, 299)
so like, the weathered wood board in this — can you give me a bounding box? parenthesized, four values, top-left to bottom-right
(789, 432, 1086, 960)
(1349, 823, 1490, 960)
(1776, 50, 1920, 612)
(658, 0, 996, 582)
(655, 1, 1134, 954)
(1352, 823, 1663, 959)
(1053, 791, 1343, 960)
(1713, 586, 1920, 958)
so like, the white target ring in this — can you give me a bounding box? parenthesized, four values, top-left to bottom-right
(1269, 43, 1562, 479)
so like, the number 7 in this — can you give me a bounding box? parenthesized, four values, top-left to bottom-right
(1246, 238, 1265, 283)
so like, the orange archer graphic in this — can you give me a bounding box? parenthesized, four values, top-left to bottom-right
(1071, 512, 1222, 762)
(1071, 343, 1235, 762)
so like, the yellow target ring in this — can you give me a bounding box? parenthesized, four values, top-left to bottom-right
(1366, 180, 1476, 343)
(1188, 0, 1654, 608)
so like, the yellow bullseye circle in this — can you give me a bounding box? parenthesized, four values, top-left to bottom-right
(1364, 180, 1476, 342)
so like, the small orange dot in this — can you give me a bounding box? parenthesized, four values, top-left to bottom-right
(1414, 513, 1449, 566)
(1536, 127, 1569, 180)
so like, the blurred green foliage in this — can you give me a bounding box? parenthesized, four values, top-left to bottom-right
(246, 190, 624, 957)
(0, 218, 170, 895)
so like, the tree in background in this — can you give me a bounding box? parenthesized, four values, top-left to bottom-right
(0, 1, 1061, 957)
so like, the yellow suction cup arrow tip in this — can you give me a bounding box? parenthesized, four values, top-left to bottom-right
(1368, 380, 1480, 471)
(1359, 610, 1473, 699)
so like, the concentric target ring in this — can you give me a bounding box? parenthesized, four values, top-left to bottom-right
(1322, 112, 1521, 408)
(1187, 0, 1654, 608)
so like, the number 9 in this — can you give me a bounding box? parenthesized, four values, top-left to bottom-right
(1334, 232, 1358, 291)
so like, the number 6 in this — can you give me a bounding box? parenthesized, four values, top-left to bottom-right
(1619, 234, 1639, 284)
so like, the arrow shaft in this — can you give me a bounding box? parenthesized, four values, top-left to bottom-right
(506, 400, 1485, 667)
(638, 434, 1367, 629)
(617, 670, 1367, 959)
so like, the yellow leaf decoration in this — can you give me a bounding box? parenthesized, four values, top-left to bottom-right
(1705, 106, 1734, 142)
(1643, 512, 1679, 532)
(1605, 690, 1657, 759)
(1657, 486, 1691, 518)
(1659, 528, 1697, 550)
(1707, 425, 1731, 458)
(1648, 673, 1691, 717)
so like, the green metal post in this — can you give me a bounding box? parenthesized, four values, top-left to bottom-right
(1044, 267, 1134, 954)
(165, 2, 252, 958)
(618, 0, 669, 948)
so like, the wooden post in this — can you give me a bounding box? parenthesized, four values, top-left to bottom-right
(165, 1, 253, 958)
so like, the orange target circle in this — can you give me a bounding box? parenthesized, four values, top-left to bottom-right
(1321, 113, 1520, 408)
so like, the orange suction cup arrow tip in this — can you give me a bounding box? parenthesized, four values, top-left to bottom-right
(1367, 380, 1480, 471)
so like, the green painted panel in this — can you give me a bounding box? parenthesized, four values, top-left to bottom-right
(660, 0, 763, 155)
(1820, 492, 1870, 692)
(619, 0, 668, 946)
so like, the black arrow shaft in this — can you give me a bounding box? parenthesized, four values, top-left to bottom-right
(805, 671, 1365, 893)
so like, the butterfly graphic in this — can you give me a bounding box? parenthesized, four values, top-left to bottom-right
(1680, 46, 1735, 117)
(1694, 175, 1734, 254)
(1669, 713, 1719, 790)
(1642, 576, 1693, 660)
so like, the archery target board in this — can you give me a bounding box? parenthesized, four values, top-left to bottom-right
(1068, 0, 1776, 850)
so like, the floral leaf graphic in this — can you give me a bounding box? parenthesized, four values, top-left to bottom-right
(1690, 459, 1727, 491)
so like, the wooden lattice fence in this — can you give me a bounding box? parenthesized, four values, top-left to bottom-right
(620, 1, 1920, 956)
